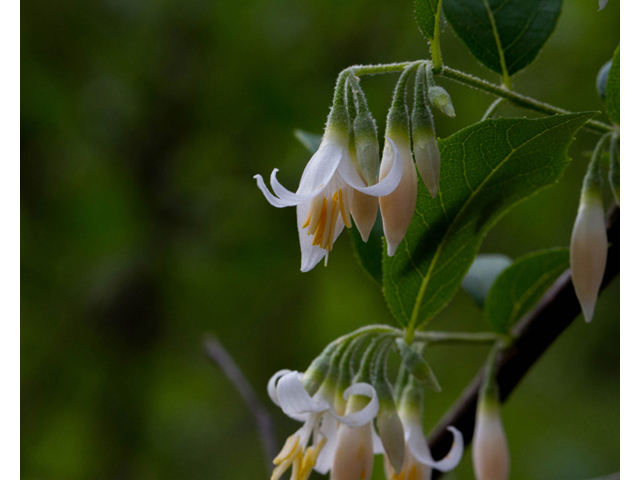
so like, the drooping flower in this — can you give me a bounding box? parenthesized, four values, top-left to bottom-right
(384, 408, 463, 480)
(570, 135, 609, 323)
(379, 63, 422, 256)
(255, 72, 403, 271)
(268, 370, 380, 480)
(384, 374, 463, 480)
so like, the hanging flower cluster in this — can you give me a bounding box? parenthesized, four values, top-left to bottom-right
(267, 329, 464, 480)
(254, 62, 454, 271)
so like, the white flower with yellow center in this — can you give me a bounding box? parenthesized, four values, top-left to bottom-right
(268, 370, 380, 480)
(255, 128, 403, 271)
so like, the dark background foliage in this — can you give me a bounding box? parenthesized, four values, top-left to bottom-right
(21, 0, 619, 478)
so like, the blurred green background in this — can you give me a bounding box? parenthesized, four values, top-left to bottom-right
(21, 0, 619, 479)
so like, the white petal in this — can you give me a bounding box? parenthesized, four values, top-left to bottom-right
(277, 371, 329, 418)
(267, 369, 292, 407)
(350, 189, 378, 242)
(414, 138, 441, 198)
(379, 137, 417, 256)
(406, 423, 464, 472)
(570, 199, 608, 323)
(337, 138, 403, 197)
(297, 139, 345, 194)
(331, 423, 374, 480)
(314, 413, 339, 474)
(372, 427, 385, 454)
(334, 383, 380, 427)
(254, 173, 298, 207)
(297, 200, 345, 273)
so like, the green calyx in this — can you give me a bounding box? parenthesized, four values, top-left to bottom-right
(609, 132, 620, 205)
(326, 70, 352, 138)
(580, 133, 611, 205)
(302, 342, 339, 396)
(349, 74, 380, 186)
(386, 62, 422, 138)
(412, 64, 437, 144)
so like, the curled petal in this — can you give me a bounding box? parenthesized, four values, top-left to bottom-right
(277, 371, 330, 418)
(337, 138, 403, 197)
(268, 169, 318, 204)
(334, 383, 380, 427)
(254, 173, 298, 208)
(407, 425, 464, 472)
(267, 369, 292, 407)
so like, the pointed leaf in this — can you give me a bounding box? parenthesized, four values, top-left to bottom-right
(461, 254, 513, 307)
(484, 248, 570, 334)
(605, 46, 620, 125)
(382, 113, 596, 329)
(415, 0, 442, 41)
(443, 0, 562, 76)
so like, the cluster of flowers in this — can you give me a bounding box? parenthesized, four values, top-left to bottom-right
(267, 333, 465, 480)
(255, 61, 454, 271)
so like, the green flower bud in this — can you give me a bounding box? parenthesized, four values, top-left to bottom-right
(428, 85, 456, 118)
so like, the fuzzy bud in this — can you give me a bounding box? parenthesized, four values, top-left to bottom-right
(428, 86, 456, 118)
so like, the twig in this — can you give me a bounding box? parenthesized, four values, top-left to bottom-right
(203, 335, 278, 473)
(428, 206, 620, 479)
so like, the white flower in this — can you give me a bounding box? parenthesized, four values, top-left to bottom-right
(384, 407, 464, 480)
(379, 134, 417, 256)
(268, 370, 380, 480)
(472, 403, 509, 480)
(255, 130, 403, 271)
(570, 194, 608, 323)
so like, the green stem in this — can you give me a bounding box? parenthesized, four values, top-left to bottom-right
(413, 331, 504, 345)
(481, 98, 504, 121)
(350, 62, 613, 134)
(431, 1, 443, 73)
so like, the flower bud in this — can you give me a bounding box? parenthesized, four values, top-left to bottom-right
(428, 86, 456, 118)
(570, 193, 607, 323)
(472, 401, 510, 480)
(412, 64, 441, 198)
(570, 138, 608, 323)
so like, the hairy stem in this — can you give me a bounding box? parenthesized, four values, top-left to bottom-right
(350, 62, 613, 134)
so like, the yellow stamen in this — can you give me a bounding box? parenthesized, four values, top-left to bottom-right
(321, 194, 335, 249)
(338, 188, 352, 228)
(407, 465, 418, 480)
(326, 192, 339, 250)
(304, 195, 324, 233)
(311, 198, 328, 246)
(274, 435, 299, 464)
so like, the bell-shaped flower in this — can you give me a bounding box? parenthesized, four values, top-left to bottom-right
(379, 62, 421, 256)
(570, 142, 608, 323)
(472, 402, 510, 480)
(254, 71, 403, 271)
(268, 370, 380, 480)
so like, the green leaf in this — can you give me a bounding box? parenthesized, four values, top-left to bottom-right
(382, 113, 596, 329)
(484, 248, 569, 334)
(414, 0, 441, 41)
(605, 46, 620, 125)
(461, 254, 512, 307)
(293, 129, 322, 153)
(395, 339, 441, 392)
(442, 0, 562, 77)
(350, 213, 384, 285)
